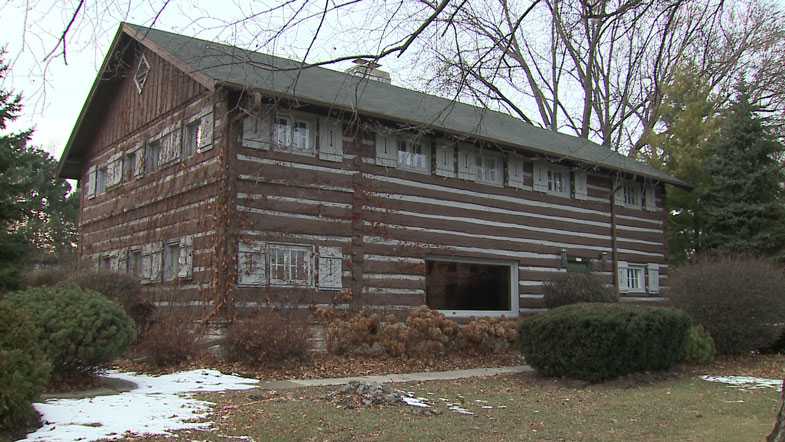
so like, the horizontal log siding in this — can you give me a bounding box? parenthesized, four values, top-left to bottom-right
(231, 120, 668, 314)
(79, 91, 224, 304)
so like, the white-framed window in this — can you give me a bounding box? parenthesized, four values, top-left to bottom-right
(145, 139, 162, 173)
(434, 143, 455, 177)
(96, 166, 108, 194)
(134, 54, 150, 94)
(626, 265, 645, 292)
(272, 114, 314, 155)
(183, 119, 200, 158)
(163, 241, 180, 281)
(618, 261, 659, 294)
(397, 138, 430, 173)
(623, 180, 641, 208)
(292, 120, 311, 152)
(127, 248, 143, 277)
(123, 150, 137, 182)
(270, 245, 312, 286)
(533, 161, 570, 197)
(274, 116, 292, 146)
(547, 168, 567, 194)
(475, 152, 503, 185)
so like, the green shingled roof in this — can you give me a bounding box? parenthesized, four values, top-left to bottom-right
(62, 23, 689, 188)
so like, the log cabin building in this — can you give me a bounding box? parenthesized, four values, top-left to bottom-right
(57, 23, 690, 318)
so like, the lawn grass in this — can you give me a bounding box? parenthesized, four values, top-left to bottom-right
(140, 371, 781, 442)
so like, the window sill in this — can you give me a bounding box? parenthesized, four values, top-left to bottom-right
(438, 309, 518, 318)
(397, 166, 431, 175)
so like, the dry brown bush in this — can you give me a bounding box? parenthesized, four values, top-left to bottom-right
(460, 317, 519, 354)
(223, 310, 310, 366)
(135, 312, 203, 368)
(669, 255, 785, 355)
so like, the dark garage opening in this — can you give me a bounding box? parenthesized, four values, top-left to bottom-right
(426, 260, 511, 311)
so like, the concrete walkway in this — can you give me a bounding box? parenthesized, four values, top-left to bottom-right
(256, 365, 532, 390)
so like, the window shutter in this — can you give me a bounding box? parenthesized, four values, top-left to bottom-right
(574, 170, 588, 200)
(318, 118, 344, 162)
(647, 263, 660, 294)
(86, 165, 97, 199)
(141, 245, 152, 280)
(178, 236, 194, 279)
(533, 161, 548, 192)
(375, 132, 397, 167)
(238, 241, 266, 286)
(149, 242, 163, 282)
(242, 111, 273, 150)
(457, 145, 476, 180)
(133, 144, 145, 177)
(617, 261, 629, 292)
(434, 142, 456, 178)
(118, 249, 128, 273)
(645, 183, 657, 211)
(171, 125, 182, 161)
(318, 246, 343, 290)
(613, 178, 625, 206)
(507, 156, 524, 188)
(197, 112, 214, 151)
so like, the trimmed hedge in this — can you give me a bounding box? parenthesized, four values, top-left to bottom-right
(0, 301, 51, 432)
(6, 287, 136, 378)
(519, 303, 691, 382)
(543, 273, 618, 308)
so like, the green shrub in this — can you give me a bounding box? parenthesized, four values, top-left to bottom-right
(543, 273, 618, 309)
(224, 310, 310, 366)
(682, 325, 716, 365)
(6, 287, 136, 378)
(519, 303, 691, 382)
(62, 270, 156, 336)
(668, 255, 785, 354)
(0, 301, 51, 432)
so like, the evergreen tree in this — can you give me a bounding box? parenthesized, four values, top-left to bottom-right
(0, 55, 79, 290)
(642, 67, 720, 264)
(701, 86, 785, 258)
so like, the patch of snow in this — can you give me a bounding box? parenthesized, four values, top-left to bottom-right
(22, 369, 258, 442)
(701, 375, 783, 391)
(401, 397, 431, 408)
(448, 405, 474, 415)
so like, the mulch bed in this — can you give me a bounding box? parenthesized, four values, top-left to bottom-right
(113, 351, 524, 380)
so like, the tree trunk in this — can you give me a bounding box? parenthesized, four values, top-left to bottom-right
(769, 381, 785, 442)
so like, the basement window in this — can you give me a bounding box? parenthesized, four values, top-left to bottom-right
(425, 258, 518, 317)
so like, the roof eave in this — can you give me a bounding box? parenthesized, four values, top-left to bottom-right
(218, 80, 691, 190)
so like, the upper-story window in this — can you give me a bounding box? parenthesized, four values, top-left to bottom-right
(273, 114, 314, 155)
(145, 138, 162, 173)
(397, 138, 430, 173)
(547, 168, 567, 194)
(183, 120, 201, 157)
(616, 178, 642, 208)
(475, 153, 503, 185)
(96, 165, 108, 193)
(534, 161, 571, 197)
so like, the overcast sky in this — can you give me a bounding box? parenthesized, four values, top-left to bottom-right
(3, 0, 785, 161)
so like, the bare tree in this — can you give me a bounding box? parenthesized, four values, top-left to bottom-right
(12, 0, 785, 152)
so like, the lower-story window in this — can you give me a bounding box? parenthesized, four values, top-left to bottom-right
(618, 261, 660, 294)
(163, 241, 180, 281)
(270, 245, 311, 286)
(425, 258, 518, 317)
